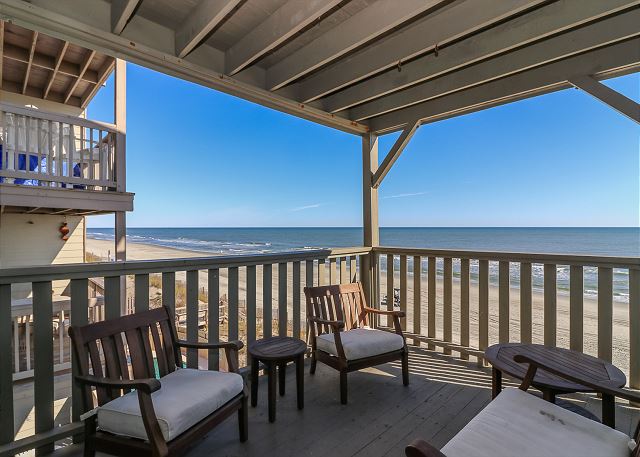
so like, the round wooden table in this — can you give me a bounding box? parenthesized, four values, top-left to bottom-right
(485, 343, 626, 426)
(248, 336, 307, 422)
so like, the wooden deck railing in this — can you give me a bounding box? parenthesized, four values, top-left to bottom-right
(1, 245, 638, 454)
(0, 247, 369, 453)
(373, 247, 640, 390)
(0, 103, 119, 190)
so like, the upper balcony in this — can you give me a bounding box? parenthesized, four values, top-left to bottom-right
(0, 103, 132, 215)
(0, 21, 131, 216)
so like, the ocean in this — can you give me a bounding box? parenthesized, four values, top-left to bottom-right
(87, 227, 638, 303)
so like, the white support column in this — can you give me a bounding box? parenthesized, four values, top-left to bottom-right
(114, 58, 127, 314)
(569, 75, 640, 125)
(362, 132, 379, 307)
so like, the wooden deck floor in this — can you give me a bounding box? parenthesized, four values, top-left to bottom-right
(44, 346, 639, 457)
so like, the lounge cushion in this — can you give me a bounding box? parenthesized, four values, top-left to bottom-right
(97, 368, 244, 442)
(316, 327, 404, 361)
(441, 387, 632, 457)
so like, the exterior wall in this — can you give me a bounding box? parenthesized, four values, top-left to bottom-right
(0, 213, 85, 299)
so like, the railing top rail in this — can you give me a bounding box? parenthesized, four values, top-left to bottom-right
(374, 246, 640, 269)
(0, 103, 119, 133)
(0, 247, 371, 284)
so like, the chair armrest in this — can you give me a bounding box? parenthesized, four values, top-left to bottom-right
(405, 439, 447, 457)
(75, 374, 161, 394)
(364, 306, 406, 317)
(513, 354, 640, 403)
(309, 317, 345, 330)
(176, 339, 244, 351)
(176, 339, 244, 373)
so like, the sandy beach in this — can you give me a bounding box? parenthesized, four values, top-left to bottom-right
(86, 238, 631, 376)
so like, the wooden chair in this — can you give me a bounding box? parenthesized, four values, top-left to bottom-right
(69, 306, 248, 457)
(405, 353, 640, 457)
(304, 281, 408, 404)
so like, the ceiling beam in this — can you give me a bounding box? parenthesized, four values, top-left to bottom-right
(226, 0, 342, 76)
(175, 0, 243, 59)
(368, 38, 640, 133)
(294, 0, 545, 103)
(350, 9, 640, 121)
(371, 119, 420, 189)
(111, 0, 142, 35)
(43, 40, 68, 99)
(266, 0, 449, 91)
(64, 49, 95, 103)
(569, 75, 640, 124)
(323, 0, 640, 113)
(81, 57, 115, 108)
(22, 30, 37, 94)
(3, 43, 100, 83)
(1, 0, 367, 134)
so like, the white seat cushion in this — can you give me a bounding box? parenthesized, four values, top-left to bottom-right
(441, 387, 632, 457)
(97, 368, 244, 442)
(316, 327, 404, 361)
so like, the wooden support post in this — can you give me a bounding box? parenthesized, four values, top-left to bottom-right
(361, 133, 379, 307)
(114, 58, 127, 315)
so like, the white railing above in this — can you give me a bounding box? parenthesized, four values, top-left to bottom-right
(0, 103, 119, 191)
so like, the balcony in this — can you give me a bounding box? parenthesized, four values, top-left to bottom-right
(0, 103, 132, 215)
(0, 246, 638, 455)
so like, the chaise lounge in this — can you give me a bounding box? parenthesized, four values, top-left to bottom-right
(405, 353, 640, 457)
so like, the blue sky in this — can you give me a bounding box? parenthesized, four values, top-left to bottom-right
(87, 63, 639, 228)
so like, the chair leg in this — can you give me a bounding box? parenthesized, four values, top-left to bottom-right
(402, 350, 410, 386)
(310, 352, 317, 375)
(239, 394, 248, 442)
(83, 419, 96, 457)
(340, 370, 348, 405)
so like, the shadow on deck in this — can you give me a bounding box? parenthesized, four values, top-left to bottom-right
(48, 346, 637, 457)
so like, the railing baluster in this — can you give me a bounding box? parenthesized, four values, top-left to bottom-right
(134, 273, 149, 313)
(246, 265, 257, 348)
(460, 259, 470, 359)
(443, 258, 452, 354)
(186, 270, 199, 368)
(278, 263, 287, 336)
(350, 256, 357, 283)
(498, 261, 510, 343)
(400, 255, 407, 330)
(25, 314, 31, 371)
(208, 269, 220, 370)
(598, 267, 613, 362)
(162, 272, 176, 315)
(0, 284, 14, 445)
(293, 262, 301, 340)
(386, 254, 394, 313)
(329, 258, 337, 284)
(263, 264, 273, 338)
(413, 255, 422, 346)
(14, 318, 20, 373)
(318, 259, 326, 286)
(630, 269, 640, 390)
(70, 278, 88, 432)
(427, 257, 436, 350)
(569, 265, 584, 352)
(340, 257, 347, 284)
(544, 264, 557, 347)
(228, 267, 239, 343)
(306, 260, 314, 342)
(479, 259, 489, 364)
(33, 281, 54, 455)
(520, 263, 532, 343)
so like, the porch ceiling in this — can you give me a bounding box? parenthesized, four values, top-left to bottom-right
(1, 0, 638, 134)
(0, 21, 115, 109)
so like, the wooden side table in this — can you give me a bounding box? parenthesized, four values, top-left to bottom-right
(248, 336, 307, 422)
(485, 343, 626, 427)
